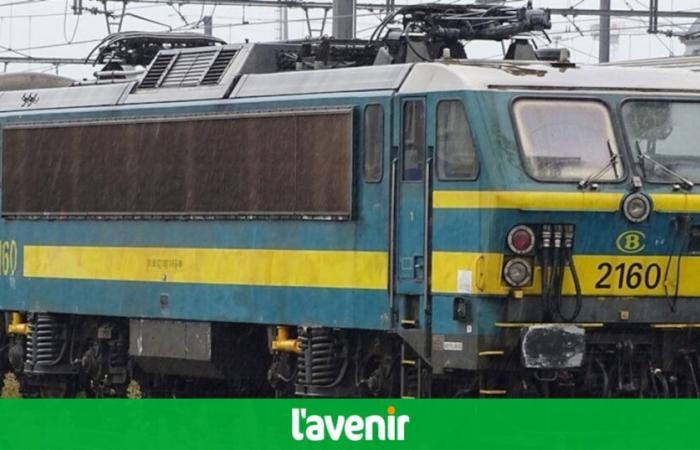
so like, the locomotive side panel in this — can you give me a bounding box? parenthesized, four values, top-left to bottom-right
(3, 110, 352, 217)
(0, 94, 393, 331)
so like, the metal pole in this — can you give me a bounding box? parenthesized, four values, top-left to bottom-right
(278, 0, 288, 40)
(648, 0, 658, 33)
(203, 15, 213, 36)
(332, 0, 355, 39)
(599, 0, 611, 63)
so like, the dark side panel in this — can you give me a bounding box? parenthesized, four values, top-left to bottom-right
(2, 108, 352, 218)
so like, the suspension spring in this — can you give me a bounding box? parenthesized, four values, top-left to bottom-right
(296, 328, 348, 388)
(24, 313, 68, 374)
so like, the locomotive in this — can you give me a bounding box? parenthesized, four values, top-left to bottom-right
(1, 3, 700, 397)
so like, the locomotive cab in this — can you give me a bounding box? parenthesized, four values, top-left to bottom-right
(415, 65, 700, 397)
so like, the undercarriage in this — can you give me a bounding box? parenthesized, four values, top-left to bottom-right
(2, 312, 700, 398)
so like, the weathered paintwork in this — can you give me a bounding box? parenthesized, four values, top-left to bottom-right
(1, 64, 700, 358)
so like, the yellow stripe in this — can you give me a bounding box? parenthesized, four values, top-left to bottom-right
(650, 193, 700, 213)
(433, 190, 700, 214)
(23, 245, 700, 298)
(433, 191, 622, 211)
(23, 246, 387, 290)
(433, 251, 700, 297)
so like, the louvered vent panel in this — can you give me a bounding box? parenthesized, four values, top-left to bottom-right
(160, 50, 218, 88)
(201, 49, 237, 85)
(139, 54, 175, 89)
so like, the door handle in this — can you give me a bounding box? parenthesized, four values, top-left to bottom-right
(413, 255, 424, 278)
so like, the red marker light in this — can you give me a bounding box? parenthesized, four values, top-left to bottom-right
(507, 225, 535, 255)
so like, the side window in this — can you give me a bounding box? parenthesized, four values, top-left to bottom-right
(436, 100, 479, 180)
(402, 100, 425, 181)
(363, 104, 384, 182)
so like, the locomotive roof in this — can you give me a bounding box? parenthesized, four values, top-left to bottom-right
(603, 55, 700, 72)
(2, 58, 700, 113)
(399, 61, 700, 94)
(230, 61, 700, 99)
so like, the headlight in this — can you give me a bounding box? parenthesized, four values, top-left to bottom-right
(503, 257, 533, 287)
(622, 192, 651, 223)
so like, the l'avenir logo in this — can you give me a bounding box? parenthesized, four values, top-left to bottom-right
(291, 406, 410, 442)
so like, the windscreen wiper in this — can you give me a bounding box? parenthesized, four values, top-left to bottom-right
(578, 141, 619, 189)
(635, 141, 694, 191)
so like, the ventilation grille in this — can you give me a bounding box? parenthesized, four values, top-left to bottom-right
(140, 53, 175, 88)
(139, 47, 238, 89)
(160, 49, 218, 88)
(201, 48, 237, 85)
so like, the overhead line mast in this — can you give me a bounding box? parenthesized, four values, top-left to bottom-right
(599, 0, 611, 63)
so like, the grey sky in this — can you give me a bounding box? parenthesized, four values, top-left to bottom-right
(0, 0, 697, 79)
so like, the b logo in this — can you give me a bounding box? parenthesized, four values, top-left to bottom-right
(616, 231, 645, 254)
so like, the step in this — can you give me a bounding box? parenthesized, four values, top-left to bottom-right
(479, 389, 507, 396)
(400, 319, 418, 328)
(478, 350, 505, 357)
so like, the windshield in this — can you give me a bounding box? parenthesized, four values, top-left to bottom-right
(513, 99, 624, 182)
(622, 100, 700, 184)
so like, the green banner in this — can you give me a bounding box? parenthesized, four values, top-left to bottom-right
(0, 399, 696, 450)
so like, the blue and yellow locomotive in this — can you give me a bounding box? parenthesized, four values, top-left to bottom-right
(2, 4, 700, 397)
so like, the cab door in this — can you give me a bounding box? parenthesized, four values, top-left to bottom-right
(395, 97, 432, 296)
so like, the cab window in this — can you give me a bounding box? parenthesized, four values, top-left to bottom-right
(402, 100, 425, 181)
(513, 99, 624, 182)
(436, 100, 479, 180)
(622, 100, 700, 183)
(363, 104, 384, 183)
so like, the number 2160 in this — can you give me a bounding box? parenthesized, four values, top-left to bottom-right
(595, 262, 661, 290)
